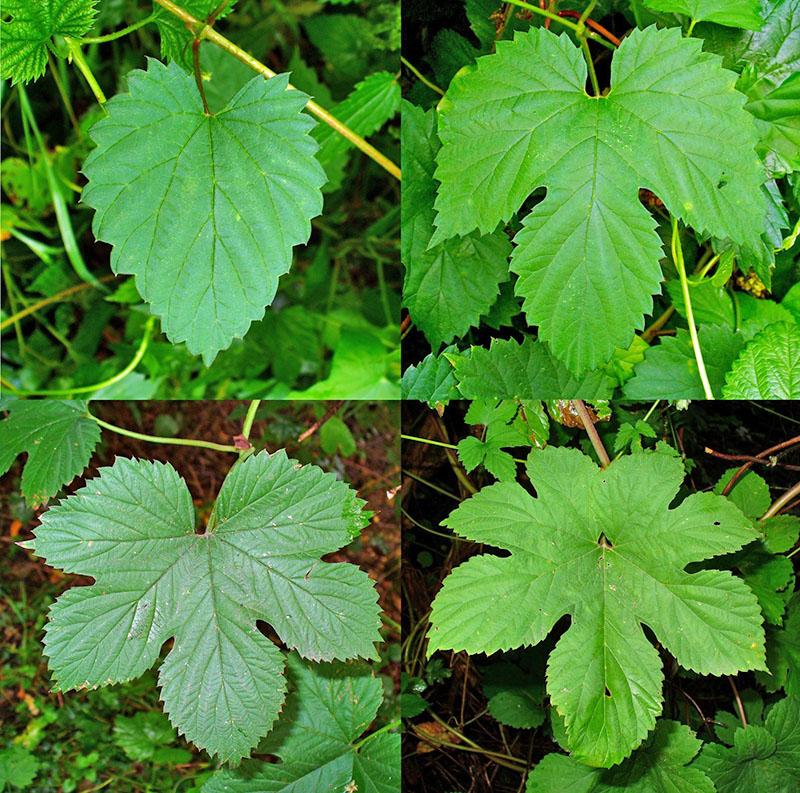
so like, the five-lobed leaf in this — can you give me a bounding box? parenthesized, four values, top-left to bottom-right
(203, 653, 400, 792)
(82, 59, 325, 364)
(31, 451, 380, 763)
(432, 26, 766, 373)
(0, 399, 100, 507)
(428, 447, 766, 767)
(527, 720, 714, 793)
(0, 0, 97, 85)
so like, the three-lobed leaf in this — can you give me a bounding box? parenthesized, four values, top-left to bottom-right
(203, 653, 400, 792)
(0, 400, 100, 507)
(31, 451, 380, 763)
(432, 26, 766, 374)
(428, 447, 766, 766)
(82, 59, 325, 364)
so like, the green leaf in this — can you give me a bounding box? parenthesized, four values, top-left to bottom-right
(82, 60, 325, 364)
(527, 720, 714, 792)
(623, 325, 746, 399)
(319, 416, 357, 457)
(401, 349, 459, 408)
(482, 659, 545, 729)
(155, 1, 236, 68)
(761, 515, 800, 554)
(114, 712, 191, 764)
(457, 436, 517, 482)
(666, 280, 735, 328)
(0, 0, 97, 85)
(643, 0, 762, 28)
(714, 469, 771, 520)
(402, 102, 511, 346)
(0, 746, 39, 790)
(315, 72, 400, 191)
(695, 696, 800, 793)
(0, 399, 100, 507)
(31, 452, 380, 762)
(746, 71, 800, 175)
(613, 420, 657, 454)
(451, 338, 615, 400)
(203, 653, 400, 792)
(758, 593, 800, 697)
(428, 447, 765, 766)
(722, 322, 800, 397)
(432, 26, 765, 373)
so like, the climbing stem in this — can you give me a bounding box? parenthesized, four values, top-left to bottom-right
(240, 399, 261, 444)
(503, 0, 615, 49)
(79, 13, 158, 43)
(401, 56, 444, 96)
(152, 0, 400, 180)
(573, 400, 611, 467)
(63, 38, 107, 104)
(89, 414, 240, 453)
(3, 316, 156, 397)
(761, 479, 800, 520)
(671, 216, 714, 399)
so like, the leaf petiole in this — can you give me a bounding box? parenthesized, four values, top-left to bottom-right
(78, 13, 158, 44)
(671, 216, 714, 399)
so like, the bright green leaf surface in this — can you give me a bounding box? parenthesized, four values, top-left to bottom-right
(624, 325, 745, 399)
(0, 746, 40, 790)
(155, 1, 236, 68)
(82, 59, 325, 364)
(695, 697, 800, 793)
(722, 322, 800, 397)
(482, 660, 545, 729)
(0, 0, 97, 85)
(527, 720, 714, 792)
(401, 349, 459, 407)
(203, 653, 400, 792)
(759, 592, 800, 697)
(432, 26, 765, 372)
(714, 469, 771, 519)
(644, 0, 762, 27)
(0, 400, 100, 507)
(746, 72, 800, 175)
(31, 452, 380, 762)
(451, 338, 615, 399)
(428, 448, 765, 766)
(402, 102, 511, 346)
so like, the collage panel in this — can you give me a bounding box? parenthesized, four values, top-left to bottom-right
(0, 399, 400, 790)
(1, 0, 400, 399)
(400, 0, 799, 403)
(402, 398, 800, 792)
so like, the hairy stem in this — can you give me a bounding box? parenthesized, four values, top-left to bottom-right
(152, 0, 400, 180)
(671, 216, 714, 399)
(240, 399, 261, 443)
(63, 38, 107, 104)
(192, 37, 211, 114)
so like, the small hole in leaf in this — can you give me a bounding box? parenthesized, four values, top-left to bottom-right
(713, 521, 720, 526)
(604, 687, 612, 698)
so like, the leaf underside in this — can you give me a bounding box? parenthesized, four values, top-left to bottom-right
(82, 59, 325, 364)
(432, 26, 766, 373)
(428, 447, 765, 767)
(32, 452, 380, 762)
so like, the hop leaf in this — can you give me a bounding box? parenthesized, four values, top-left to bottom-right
(643, 0, 763, 28)
(427, 447, 766, 766)
(0, 0, 97, 85)
(695, 697, 800, 792)
(203, 653, 400, 792)
(432, 26, 766, 373)
(0, 399, 100, 507)
(82, 59, 326, 364)
(30, 452, 380, 763)
(526, 720, 714, 793)
(722, 322, 800, 397)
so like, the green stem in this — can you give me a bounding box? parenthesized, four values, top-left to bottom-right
(579, 0, 598, 27)
(687, 18, 698, 36)
(671, 216, 714, 399)
(4, 316, 155, 396)
(503, 0, 614, 49)
(90, 414, 240, 453)
(79, 13, 158, 43)
(152, 0, 400, 180)
(400, 56, 444, 96)
(17, 86, 103, 289)
(64, 38, 107, 104)
(241, 399, 261, 443)
(580, 37, 601, 96)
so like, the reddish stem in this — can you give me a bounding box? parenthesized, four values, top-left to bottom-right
(558, 9, 622, 46)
